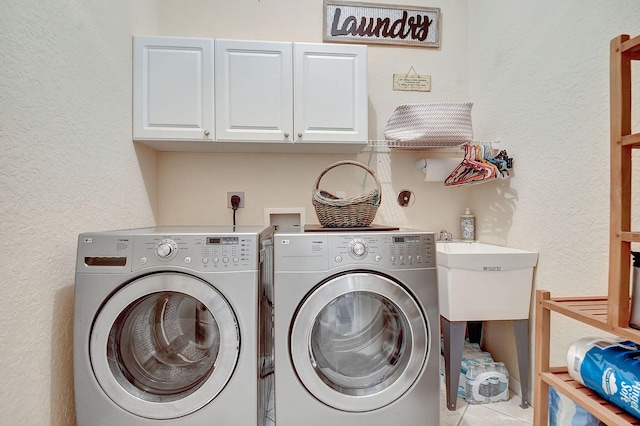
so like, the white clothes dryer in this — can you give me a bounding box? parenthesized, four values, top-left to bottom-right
(74, 226, 274, 426)
(274, 228, 439, 426)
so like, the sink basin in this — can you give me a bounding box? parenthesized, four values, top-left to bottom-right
(436, 242, 538, 321)
(436, 241, 538, 271)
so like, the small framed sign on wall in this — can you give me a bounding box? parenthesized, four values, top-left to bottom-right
(323, 1, 441, 48)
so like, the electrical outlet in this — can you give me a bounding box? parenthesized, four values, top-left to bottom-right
(227, 192, 245, 208)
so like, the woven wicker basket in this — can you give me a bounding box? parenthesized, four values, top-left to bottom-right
(384, 102, 473, 148)
(312, 161, 381, 228)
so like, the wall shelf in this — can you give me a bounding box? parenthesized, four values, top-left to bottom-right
(362, 139, 502, 154)
(363, 140, 466, 153)
(540, 367, 640, 425)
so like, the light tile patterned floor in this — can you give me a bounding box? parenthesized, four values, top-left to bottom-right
(266, 371, 533, 425)
(439, 389, 533, 426)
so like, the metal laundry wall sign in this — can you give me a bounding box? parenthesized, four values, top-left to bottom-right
(323, 1, 441, 48)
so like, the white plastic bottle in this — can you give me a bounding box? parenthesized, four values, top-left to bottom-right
(461, 208, 475, 241)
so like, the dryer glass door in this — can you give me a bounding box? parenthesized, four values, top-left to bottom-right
(90, 272, 239, 420)
(290, 272, 429, 412)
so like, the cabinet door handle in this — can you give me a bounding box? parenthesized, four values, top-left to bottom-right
(204, 130, 210, 136)
(297, 133, 303, 138)
(284, 133, 289, 138)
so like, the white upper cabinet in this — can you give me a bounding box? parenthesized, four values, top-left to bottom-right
(293, 43, 368, 143)
(215, 40, 293, 142)
(215, 40, 367, 145)
(133, 36, 214, 141)
(133, 36, 367, 152)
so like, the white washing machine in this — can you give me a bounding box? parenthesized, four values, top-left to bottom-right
(274, 228, 439, 426)
(74, 226, 275, 426)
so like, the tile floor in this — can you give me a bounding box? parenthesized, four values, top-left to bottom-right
(265, 372, 534, 425)
(266, 385, 533, 425)
(439, 387, 533, 426)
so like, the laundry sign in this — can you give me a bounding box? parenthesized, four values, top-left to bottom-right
(323, 1, 441, 48)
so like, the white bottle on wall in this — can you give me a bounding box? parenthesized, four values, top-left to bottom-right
(461, 208, 475, 241)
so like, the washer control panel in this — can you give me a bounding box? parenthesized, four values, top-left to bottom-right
(76, 234, 259, 273)
(128, 234, 259, 272)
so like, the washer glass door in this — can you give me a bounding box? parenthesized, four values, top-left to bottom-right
(90, 272, 239, 420)
(290, 272, 428, 412)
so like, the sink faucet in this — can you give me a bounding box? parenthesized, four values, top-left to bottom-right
(438, 230, 452, 241)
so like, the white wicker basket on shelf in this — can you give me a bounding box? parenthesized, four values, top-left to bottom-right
(384, 102, 473, 148)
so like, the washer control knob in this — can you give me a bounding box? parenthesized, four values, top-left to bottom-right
(350, 240, 366, 257)
(156, 240, 176, 258)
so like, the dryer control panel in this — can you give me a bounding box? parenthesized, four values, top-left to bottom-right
(275, 231, 436, 271)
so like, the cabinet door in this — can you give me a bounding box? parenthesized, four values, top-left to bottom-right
(293, 43, 368, 143)
(215, 40, 293, 142)
(133, 36, 214, 141)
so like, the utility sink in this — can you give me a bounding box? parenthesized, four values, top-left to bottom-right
(436, 242, 539, 321)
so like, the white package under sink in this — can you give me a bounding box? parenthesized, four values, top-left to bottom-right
(436, 242, 538, 321)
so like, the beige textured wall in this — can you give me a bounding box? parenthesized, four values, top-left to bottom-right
(1, 1, 158, 424)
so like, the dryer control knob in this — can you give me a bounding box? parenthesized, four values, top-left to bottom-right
(350, 241, 366, 257)
(156, 240, 176, 258)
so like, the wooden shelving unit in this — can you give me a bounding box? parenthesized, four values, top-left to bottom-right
(533, 33, 640, 426)
(534, 291, 640, 425)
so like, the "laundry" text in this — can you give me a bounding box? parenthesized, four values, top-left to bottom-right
(330, 7, 434, 42)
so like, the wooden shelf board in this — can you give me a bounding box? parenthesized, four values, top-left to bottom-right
(540, 369, 640, 425)
(543, 296, 610, 328)
(621, 34, 640, 59)
(622, 133, 640, 147)
(621, 231, 640, 243)
(543, 296, 640, 343)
